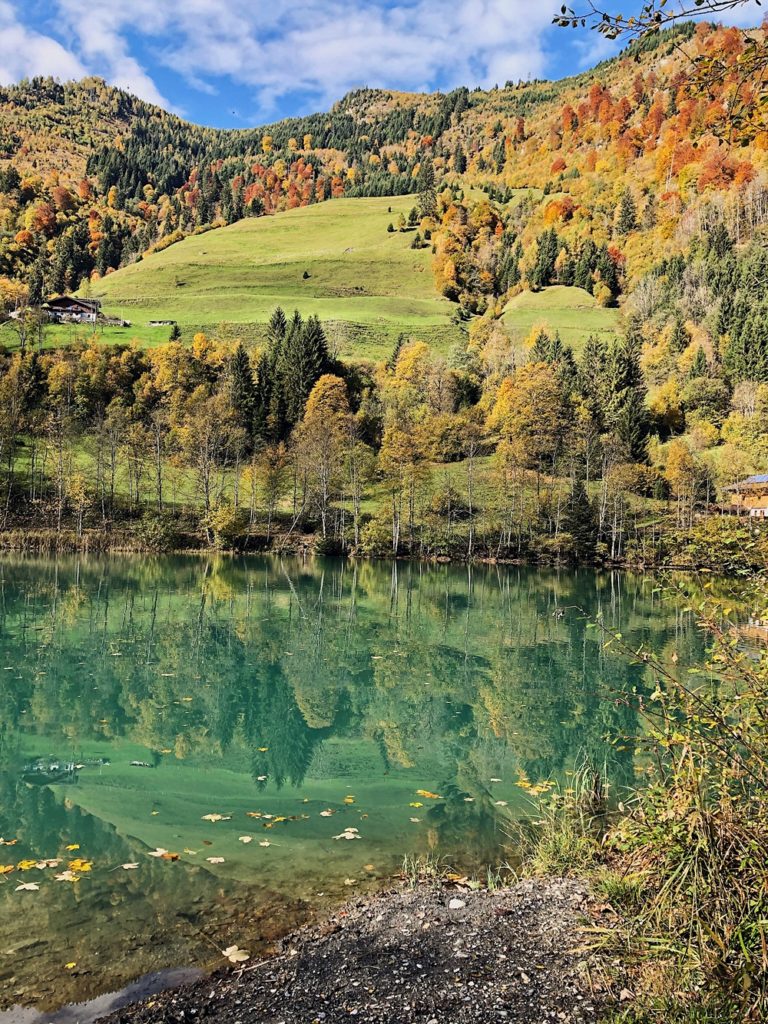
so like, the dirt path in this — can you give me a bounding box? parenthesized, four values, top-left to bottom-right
(102, 879, 610, 1024)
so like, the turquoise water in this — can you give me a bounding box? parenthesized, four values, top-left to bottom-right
(0, 555, 702, 1011)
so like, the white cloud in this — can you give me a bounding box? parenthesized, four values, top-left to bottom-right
(4, 0, 760, 125)
(49, 0, 554, 120)
(0, 1, 87, 84)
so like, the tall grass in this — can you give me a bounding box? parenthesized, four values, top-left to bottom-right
(515, 576, 768, 1021)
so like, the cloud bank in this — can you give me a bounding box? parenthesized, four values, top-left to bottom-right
(0, 0, 761, 122)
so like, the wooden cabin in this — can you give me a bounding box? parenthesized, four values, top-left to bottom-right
(43, 296, 101, 324)
(726, 475, 768, 518)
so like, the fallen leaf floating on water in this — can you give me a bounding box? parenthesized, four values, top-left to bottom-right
(147, 848, 169, 858)
(161, 852, 180, 861)
(15, 882, 39, 891)
(222, 945, 250, 964)
(490, 778, 502, 783)
(0, 865, 14, 874)
(257, 747, 269, 752)
(333, 828, 362, 841)
(206, 856, 225, 864)
(343, 796, 355, 805)
(201, 813, 231, 823)
(344, 878, 357, 886)
(183, 849, 198, 855)
(17, 859, 37, 871)
(68, 859, 92, 873)
(0, 838, 17, 846)
(494, 800, 509, 807)
(410, 817, 421, 823)
(238, 836, 253, 844)
(259, 841, 271, 848)
(54, 870, 79, 882)
(65, 844, 80, 852)
(36, 859, 61, 869)
(319, 809, 335, 817)
(257, 776, 268, 782)
(415, 790, 442, 800)
(409, 802, 423, 808)
(121, 863, 139, 870)
(463, 797, 474, 802)
(65, 962, 76, 970)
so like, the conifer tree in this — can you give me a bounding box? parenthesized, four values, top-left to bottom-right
(689, 346, 709, 379)
(607, 324, 649, 462)
(578, 335, 610, 428)
(229, 342, 257, 442)
(616, 188, 637, 234)
(417, 157, 437, 219)
(565, 479, 597, 560)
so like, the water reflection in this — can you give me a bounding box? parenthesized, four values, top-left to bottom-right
(0, 555, 702, 1010)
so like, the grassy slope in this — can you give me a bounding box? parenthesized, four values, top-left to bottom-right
(88, 197, 463, 360)
(502, 285, 623, 356)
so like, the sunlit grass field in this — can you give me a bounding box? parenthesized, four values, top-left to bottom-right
(502, 285, 623, 355)
(87, 196, 464, 360)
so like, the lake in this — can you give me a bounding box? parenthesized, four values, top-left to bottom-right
(0, 555, 702, 1013)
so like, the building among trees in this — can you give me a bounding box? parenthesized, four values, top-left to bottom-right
(727, 476, 768, 519)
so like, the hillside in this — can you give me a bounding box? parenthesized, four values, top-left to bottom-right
(89, 197, 463, 359)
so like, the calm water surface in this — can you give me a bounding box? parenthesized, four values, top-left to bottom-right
(0, 555, 702, 1011)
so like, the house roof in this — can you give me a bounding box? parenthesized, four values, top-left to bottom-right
(45, 296, 99, 310)
(726, 474, 768, 490)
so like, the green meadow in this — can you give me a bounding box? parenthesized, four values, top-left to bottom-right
(88, 196, 464, 360)
(502, 285, 623, 355)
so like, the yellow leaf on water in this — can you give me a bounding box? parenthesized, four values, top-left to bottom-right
(257, 747, 269, 752)
(68, 859, 92, 873)
(409, 802, 423, 808)
(415, 790, 441, 800)
(0, 864, 13, 874)
(65, 962, 76, 970)
(65, 844, 80, 852)
(343, 796, 355, 805)
(17, 860, 37, 871)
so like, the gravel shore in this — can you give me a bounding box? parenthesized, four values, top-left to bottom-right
(101, 878, 613, 1024)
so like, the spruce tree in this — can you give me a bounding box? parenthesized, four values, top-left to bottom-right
(578, 335, 610, 428)
(229, 342, 257, 442)
(607, 325, 650, 462)
(417, 157, 437, 219)
(565, 480, 597, 561)
(253, 351, 272, 442)
(28, 259, 45, 307)
(669, 317, 690, 354)
(689, 346, 708, 379)
(616, 188, 637, 234)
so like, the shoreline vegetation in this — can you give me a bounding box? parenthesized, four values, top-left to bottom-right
(0, 516, 765, 575)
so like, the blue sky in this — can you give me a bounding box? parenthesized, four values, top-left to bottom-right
(0, 0, 759, 128)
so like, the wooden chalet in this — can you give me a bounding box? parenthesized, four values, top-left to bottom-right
(43, 296, 101, 324)
(726, 475, 768, 519)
